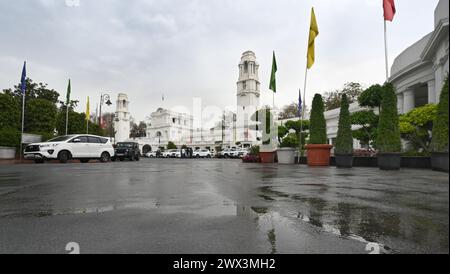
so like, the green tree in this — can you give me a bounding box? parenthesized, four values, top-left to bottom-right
(351, 110, 379, 148)
(280, 133, 299, 148)
(0, 127, 21, 148)
(278, 125, 289, 144)
(323, 82, 363, 111)
(335, 94, 353, 154)
(350, 84, 384, 148)
(0, 92, 20, 130)
(4, 78, 60, 104)
(431, 76, 449, 153)
(376, 83, 401, 153)
(399, 104, 438, 154)
(358, 84, 384, 110)
(25, 99, 57, 134)
(56, 110, 87, 135)
(167, 141, 177, 149)
(309, 94, 327, 144)
(130, 121, 147, 139)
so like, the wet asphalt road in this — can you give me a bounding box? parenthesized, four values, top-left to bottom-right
(0, 159, 448, 254)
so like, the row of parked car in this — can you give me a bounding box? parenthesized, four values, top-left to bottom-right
(23, 134, 250, 163)
(145, 147, 249, 159)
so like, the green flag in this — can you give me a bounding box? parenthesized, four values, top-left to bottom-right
(66, 79, 71, 105)
(269, 51, 277, 93)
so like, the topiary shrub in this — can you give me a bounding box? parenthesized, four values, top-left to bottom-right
(309, 94, 327, 144)
(376, 83, 401, 153)
(0, 127, 21, 148)
(431, 76, 449, 153)
(280, 133, 299, 148)
(249, 145, 260, 156)
(167, 141, 177, 150)
(335, 94, 353, 154)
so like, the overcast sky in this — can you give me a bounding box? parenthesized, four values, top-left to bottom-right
(0, 0, 440, 122)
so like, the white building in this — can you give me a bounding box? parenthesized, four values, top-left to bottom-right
(113, 93, 131, 143)
(391, 0, 449, 114)
(116, 51, 263, 153)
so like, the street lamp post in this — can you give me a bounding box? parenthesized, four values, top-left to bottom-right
(99, 93, 112, 126)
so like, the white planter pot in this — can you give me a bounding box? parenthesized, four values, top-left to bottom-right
(0, 147, 16, 160)
(277, 148, 296, 164)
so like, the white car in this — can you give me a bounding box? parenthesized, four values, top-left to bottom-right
(162, 149, 181, 158)
(24, 135, 115, 164)
(236, 148, 250, 158)
(219, 148, 239, 158)
(193, 149, 212, 158)
(145, 151, 158, 158)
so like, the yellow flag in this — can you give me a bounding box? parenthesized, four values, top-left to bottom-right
(86, 96, 90, 121)
(307, 8, 319, 69)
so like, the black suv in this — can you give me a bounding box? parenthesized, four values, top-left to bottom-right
(113, 142, 141, 161)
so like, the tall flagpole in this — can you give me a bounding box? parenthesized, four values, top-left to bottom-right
(19, 61, 26, 163)
(299, 67, 308, 158)
(384, 20, 389, 82)
(65, 104, 69, 135)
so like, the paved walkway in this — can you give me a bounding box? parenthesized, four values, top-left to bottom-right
(0, 159, 448, 254)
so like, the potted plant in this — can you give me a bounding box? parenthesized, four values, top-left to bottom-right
(335, 94, 354, 168)
(277, 133, 298, 164)
(430, 76, 449, 172)
(376, 83, 402, 170)
(257, 108, 277, 163)
(305, 94, 333, 166)
(242, 146, 260, 163)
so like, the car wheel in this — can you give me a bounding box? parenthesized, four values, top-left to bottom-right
(58, 151, 70, 164)
(100, 152, 111, 163)
(196, 155, 200, 158)
(80, 159, 89, 163)
(34, 159, 44, 164)
(135, 156, 140, 161)
(207, 155, 211, 158)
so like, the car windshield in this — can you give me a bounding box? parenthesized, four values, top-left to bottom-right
(117, 143, 134, 148)
(47, 136, 73, 142)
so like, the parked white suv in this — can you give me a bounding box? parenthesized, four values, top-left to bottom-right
(24, 135, 115, 164)
(162, 149, 181, 158)
(219, 148, 239, 158)
(193, 149, 212, 158)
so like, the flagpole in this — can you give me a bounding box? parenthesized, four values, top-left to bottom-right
(299, 67, 308, 158)
(20, 88, 25, 163)
(383, 20, 390, 82)
(65, 105, 69, 135)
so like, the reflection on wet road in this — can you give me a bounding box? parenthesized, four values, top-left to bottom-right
(0, 159, 448, 254)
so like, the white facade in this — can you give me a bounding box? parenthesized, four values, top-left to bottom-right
(146, 108, 193, 149)
(391, 0, 449, 114)
(114, 93, 131, 143)
(235, 51, 261, 145)
(127, 51, 263, 152)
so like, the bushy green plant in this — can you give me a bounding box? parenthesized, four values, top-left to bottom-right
(167, 141, 177, 150)
(309, 94, 327, 144)
(249, 145, 260, 156)
(280, 133, 299, 148)
(399, 104, 438, 153)
(0, 93, 20, 130)
(431, 76, 449, 153)
(0, 127, 21, 148)
(376, 83, 401, 153)
(335, 94, 353, 154)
